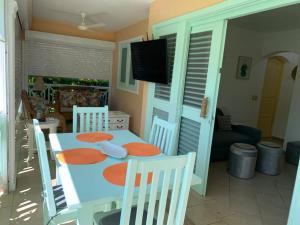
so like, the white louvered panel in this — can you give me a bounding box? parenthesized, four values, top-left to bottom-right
(178, 117, 200, 155)
(153, 108, 169, 121)
(24, 40, 113, 80)
(183, 31, 212, 109)
(154, 33, 177, 101)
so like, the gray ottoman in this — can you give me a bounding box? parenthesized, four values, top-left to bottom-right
(228, 143, 257, 179)
(256, 141, 283, 175)
(286, 141, 300, 166)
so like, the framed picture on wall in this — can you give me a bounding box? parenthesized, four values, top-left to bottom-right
(236, 56, 252, 79)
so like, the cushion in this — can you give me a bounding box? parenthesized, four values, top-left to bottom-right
(213, 131, 254, 148)
(52, 185, 67, 211)
(29, 96, 48, 112)
(96, 207, 156, 225)
(88, 90, 101, 106)
(59, 90, 77, 107)
(217, 115, 232, 131)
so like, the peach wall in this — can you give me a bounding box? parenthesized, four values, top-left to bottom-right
(31, 17, 115, 42)
(111, 19, 149, 135)
(148, 0, 224, 27)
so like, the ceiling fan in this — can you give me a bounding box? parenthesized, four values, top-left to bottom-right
(77, 12, 106, 32)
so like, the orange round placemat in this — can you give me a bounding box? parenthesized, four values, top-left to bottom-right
(122, 142, 160, 156)
(76, 132, 113, 143)
(57, 148, 107, 165)
(103, 162, 152, 187)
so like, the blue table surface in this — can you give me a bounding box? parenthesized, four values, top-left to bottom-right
(49, 130, 165, 209)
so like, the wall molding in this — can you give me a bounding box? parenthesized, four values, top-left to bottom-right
(25, 30, 116, 50)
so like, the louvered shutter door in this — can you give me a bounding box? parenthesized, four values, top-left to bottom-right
(152, 108, 169, 121)
(178, 117, 201, 155)
(154, 33, 177, 101)
(183, 31, 212, 108)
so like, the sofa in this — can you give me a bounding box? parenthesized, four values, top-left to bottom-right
(211, 108, 262, 161)
(55, 86, 107, 120)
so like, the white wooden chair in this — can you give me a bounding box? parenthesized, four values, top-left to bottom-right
(33, 119, 78, 224)
(149, 116, 177, 155)
(94, 152, 196, 225)
(72, 105, 109, 133)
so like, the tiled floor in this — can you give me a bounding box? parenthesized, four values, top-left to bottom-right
(0, 123, 297, 225)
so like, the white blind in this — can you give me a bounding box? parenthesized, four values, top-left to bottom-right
(154, 33, 177, 101)
(178, 117, 201, 155)
(24, 40, 113, 80)
(183, 31, 212, 108)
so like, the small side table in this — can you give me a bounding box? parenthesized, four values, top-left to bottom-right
(27, 118, 60, 161)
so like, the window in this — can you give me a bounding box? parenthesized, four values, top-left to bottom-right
(117, 37, 141, 94)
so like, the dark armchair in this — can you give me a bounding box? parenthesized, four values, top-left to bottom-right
(211, 108, 261, 161)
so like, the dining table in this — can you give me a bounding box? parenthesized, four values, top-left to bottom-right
(49, 129, 202, 224)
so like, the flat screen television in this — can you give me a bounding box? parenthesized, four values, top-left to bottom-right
(131, 39, 168, 84)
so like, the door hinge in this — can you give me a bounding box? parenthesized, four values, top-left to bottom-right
(219, 67, 223, 75)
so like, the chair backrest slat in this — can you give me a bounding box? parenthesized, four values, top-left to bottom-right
(73, 105, 108, 133)
(156, 169, 171, 225)
(135, 171, 149, 225)
(149, 116, 177, 155)
(33, 119, 57, 217)
(145, 171, 160, 225)
(120, 152, 196, 225)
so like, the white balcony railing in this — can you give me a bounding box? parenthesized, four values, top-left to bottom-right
(28, 83, 109, 105)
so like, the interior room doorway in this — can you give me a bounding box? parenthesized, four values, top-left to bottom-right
(207, 3, 300, 225)
(257, 56, 285, 138)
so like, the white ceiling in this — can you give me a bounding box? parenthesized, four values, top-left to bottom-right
(32, 0, 153, 31)
(230, 3, 300, 32)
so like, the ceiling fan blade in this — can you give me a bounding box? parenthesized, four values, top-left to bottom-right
(85, 23, 106, 28)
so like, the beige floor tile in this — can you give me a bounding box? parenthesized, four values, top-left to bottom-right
(9, 201, 43, 225)
(0, 192, 13, 208)
(229, 195, 260, 216)
(186, 203, 222, 225)
(262, 217, 287, 225)
(259, 203, 289, 223)
(16, 172, 42, 191)
(12, 187, 43, 207)
(256, 193, 286, 209)
(0, 207, 12, 225)
(222, 213, 263, 225)
(188, 189, 203, 207)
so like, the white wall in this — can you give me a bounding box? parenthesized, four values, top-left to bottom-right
(218, 24, 300, 143)
(272, 53, 298, 139)
(217, 25, 266, 127)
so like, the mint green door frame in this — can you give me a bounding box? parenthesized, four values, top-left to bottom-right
(145, 0, 300, 221)
(287, 158, 300, 225)
(145, 21, 190, 140)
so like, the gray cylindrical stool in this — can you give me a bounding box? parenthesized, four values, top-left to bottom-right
(256, 141, 283, 175)
(228, 143, 257, 179)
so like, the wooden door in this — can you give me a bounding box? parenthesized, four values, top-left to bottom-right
(258, 57, 284, 137)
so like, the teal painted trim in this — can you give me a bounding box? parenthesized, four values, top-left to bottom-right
(145, 0, 300, 198)
(196, 20, 228, 195)
(287, 159, 300, 225)
(144, 22, 189, 140)
(153, 0, 300, 31)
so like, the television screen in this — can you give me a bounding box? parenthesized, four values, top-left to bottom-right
(131, 39, 168, 84)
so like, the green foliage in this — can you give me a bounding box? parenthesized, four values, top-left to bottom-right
(28, 75, 109, 87)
